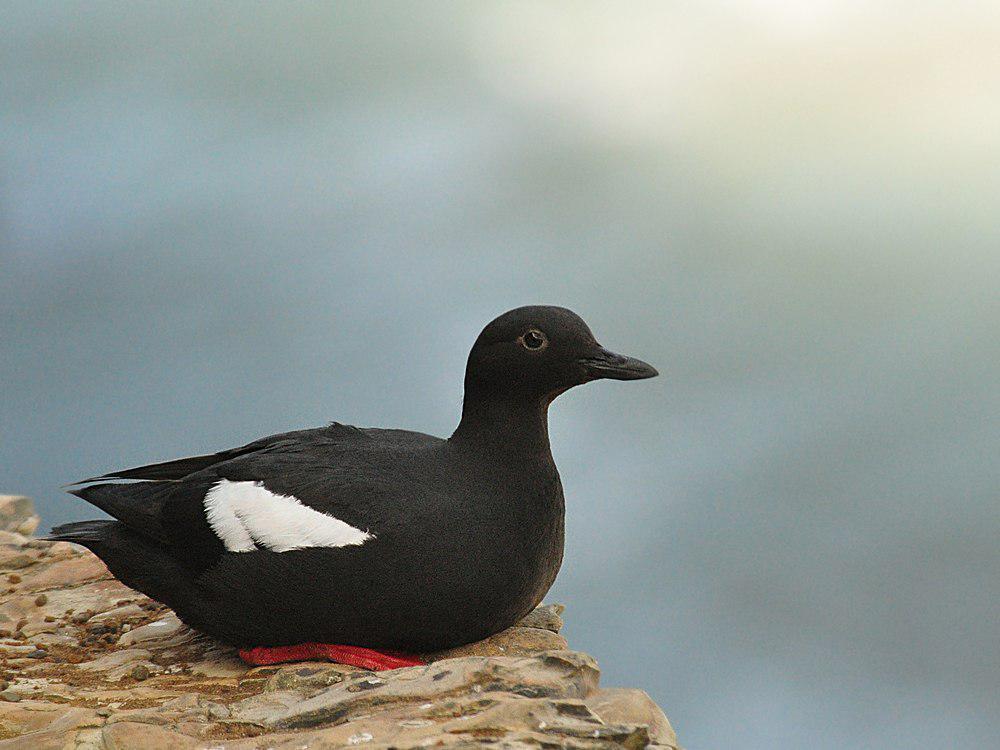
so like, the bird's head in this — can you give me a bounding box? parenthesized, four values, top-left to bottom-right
(464, 305, 658, 404)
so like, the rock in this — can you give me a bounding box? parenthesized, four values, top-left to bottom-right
(0, 495, 38, 536)
(231, 650, 600, 730)
(427, 624, 568, 660)
(77, 648, 162, 680)
(2, 554, 34, 570)
(24, 555, 109, 588)
(115, 614, 185, 646)
(263, 663, 348, 692)
(590, 687, 678, 748)
(90, 603, 146, 623)
(0, 496, 679, 748)
(518, 602, 565, 633)
(101, 722, 199, 750)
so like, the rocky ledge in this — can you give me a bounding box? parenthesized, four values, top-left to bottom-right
(0, 495, 676, 749)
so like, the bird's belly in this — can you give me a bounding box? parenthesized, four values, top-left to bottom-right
(188, 559, 556, 651)
(421, 490, 564, 646)
(186, 496, 564, 651)
(391, 507, 565, 648)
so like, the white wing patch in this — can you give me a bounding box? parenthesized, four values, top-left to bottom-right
(203, 479, 374, 553)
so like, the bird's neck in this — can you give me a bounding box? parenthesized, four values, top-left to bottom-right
(450, 391, 553, 463)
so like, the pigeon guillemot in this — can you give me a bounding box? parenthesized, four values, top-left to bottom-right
(49, 306, 657, 670)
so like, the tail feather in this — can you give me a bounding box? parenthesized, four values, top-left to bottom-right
(46, 520, 117, 546)
(67, 482, 168, 543)
(66, 454, 226, 485)
(44, 520, 201, 626)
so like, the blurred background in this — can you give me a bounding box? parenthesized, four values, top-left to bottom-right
(2, 2, 998, 748)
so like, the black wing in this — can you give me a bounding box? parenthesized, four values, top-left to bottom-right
(63, 423, 442, 574)
(67, 423, 369, 484)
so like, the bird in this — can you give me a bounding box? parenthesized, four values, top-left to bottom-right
(49, 305, 657, 670)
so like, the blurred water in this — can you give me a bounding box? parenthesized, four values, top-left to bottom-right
(2, 4, 998, 748)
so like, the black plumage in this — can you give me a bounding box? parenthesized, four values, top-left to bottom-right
(50, 306, 656, 652)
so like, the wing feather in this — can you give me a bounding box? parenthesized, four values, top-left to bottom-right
(67, 423, 369, 485)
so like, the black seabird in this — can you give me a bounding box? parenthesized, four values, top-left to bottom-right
(50, 306, 657, 670)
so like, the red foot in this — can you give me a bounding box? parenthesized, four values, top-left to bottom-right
(238, 643, 424, 671)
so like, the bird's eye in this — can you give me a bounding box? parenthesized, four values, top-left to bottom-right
(521, 329, 548, 350)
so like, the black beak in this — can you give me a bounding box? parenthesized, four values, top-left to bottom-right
(578, 347, 659, 381)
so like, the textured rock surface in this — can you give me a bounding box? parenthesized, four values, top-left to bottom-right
(0, 496, 677, 748)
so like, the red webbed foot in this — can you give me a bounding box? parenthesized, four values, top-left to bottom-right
(238, 643, 424, 671)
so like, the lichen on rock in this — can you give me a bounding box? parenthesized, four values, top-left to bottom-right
(0, 495, 678, 748)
